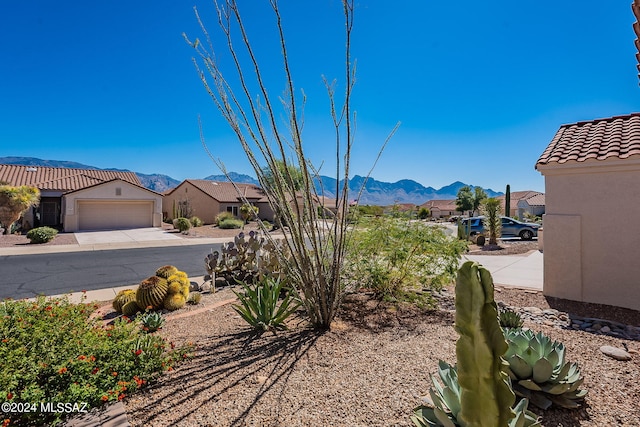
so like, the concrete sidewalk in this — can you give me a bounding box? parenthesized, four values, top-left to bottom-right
(463, 250, 543, 290)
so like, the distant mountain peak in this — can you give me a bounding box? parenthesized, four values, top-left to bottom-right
(0, 156, 502, 205)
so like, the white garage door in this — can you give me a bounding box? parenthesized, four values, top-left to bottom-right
(78, 201, 153, 230)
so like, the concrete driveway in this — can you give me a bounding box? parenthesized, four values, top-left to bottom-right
(74, 227, 182, 245)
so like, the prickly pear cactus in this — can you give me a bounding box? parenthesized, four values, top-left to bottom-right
(136, 276, 169, 310)
(455, 261, 516, 426)
(205, 232, 290, 285)
(113, 289, 136, 313)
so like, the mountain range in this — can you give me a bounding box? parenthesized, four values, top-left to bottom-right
(0, 156, 502, 205)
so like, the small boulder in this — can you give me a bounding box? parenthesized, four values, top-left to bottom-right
(600, 345, 632, 361)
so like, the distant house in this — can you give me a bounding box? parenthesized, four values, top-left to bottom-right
(163, 180, 274, 224)
(495, 191, 545, 219)
(536, 113, 640, 311)
(420, 199, 459, 218)
(0, 164, 163, 232)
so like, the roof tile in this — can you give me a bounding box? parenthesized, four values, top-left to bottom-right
(0, 164, 141, 191)
(536, 113, 640, 167)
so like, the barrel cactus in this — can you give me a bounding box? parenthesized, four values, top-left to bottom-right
(503, 328, 587, 410)
(136, 276, 169, 310)
(164, 292, 187, 311)
(412, 261, 540, 427)
(122, 300, 141, 317)
(112, 289, 136, 313)
(155, 265, 179, 279)
(187, 291, 202, 305)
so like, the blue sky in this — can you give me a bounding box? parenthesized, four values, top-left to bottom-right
(1, 1, 639, 193)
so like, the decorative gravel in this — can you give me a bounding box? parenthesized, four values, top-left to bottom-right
(122, 286, 640, 427)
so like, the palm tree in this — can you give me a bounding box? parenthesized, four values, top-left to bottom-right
(481, 198, 502, 245)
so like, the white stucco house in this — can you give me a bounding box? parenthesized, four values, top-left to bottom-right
(0, 164, 163, 232)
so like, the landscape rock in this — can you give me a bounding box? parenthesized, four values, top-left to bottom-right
(600, 345, 632, 361)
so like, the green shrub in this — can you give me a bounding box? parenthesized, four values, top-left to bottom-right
(0, 295, 188, 426)
(344, 217, 467, 307)
(232, 277, 300, 333)
(190, 216, 203, 227)
(173, 217, 191, 233)
(218, 218, 244, 229)
(215, 211, 236, 225)
(417, 207, 430, 220)
(26, 226, 58, 244)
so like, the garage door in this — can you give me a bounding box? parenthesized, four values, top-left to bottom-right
(78, 201, 153, 230)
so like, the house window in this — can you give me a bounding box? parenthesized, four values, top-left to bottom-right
(115, 188, 122, 196)
(226, 206, 238, 216)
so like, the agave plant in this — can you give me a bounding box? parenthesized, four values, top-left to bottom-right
(503, 328, 587, 410)
(412, 361, 540, 427)
(232, 277, 300, 333)
(140, 311, 165, 333)
(499, 307, 524, 329)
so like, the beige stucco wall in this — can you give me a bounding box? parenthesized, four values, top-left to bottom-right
(538, 158, 640, 311)
(163, 181, 221, 225)
(163, 182, 276, 224)
(63, 180, 162, 232)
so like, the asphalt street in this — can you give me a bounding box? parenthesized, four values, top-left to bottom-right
(0, 243, 221, 300)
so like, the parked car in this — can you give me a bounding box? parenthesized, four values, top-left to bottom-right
(459, 216, 539, 241)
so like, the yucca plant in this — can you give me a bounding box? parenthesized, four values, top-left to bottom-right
(503, 328, 587, 410)
(499, 307, 524, 329)
(140, 311, 165, 333)
(232, 277, 300, 333)
(412, 361, 540, 427)
(481, 198, 502, 245)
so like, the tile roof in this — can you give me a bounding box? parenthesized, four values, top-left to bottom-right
(182, 179, 268, 203)
(0, 164, 141, 191)
(495, 191, 542, 202)
(522, 193, 545, 206)
(536, 113, 640, 167)
(633, 0, 640, 83)
(420, 199, 458, 210)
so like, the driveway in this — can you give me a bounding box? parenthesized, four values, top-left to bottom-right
(74, 227, 182, 245)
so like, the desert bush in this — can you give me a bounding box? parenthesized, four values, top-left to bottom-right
(417, 207, 430, 220)
(173, 217, 191, 233)
(215, 211, 236, 225)
(232, 277, 300, 333)
(218, 218, 244, 229)
(26, 226, 58, 244)
(344, 217, 466, 307)
(190, 216, 203, 227)
(0, 295, 188, 426)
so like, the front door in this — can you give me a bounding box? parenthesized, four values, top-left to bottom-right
(41, 202, 59, 226)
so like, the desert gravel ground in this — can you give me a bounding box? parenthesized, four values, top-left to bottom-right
(122, 285, 640, 427)
(5, 224, 638, 425)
